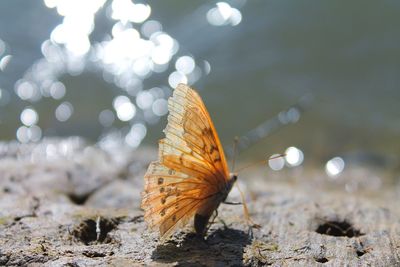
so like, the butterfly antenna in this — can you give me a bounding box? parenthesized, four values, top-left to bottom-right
(236, 153, 286, 174)
(231, 136, 239, 172)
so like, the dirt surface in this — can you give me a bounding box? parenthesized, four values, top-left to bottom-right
(0, 138, 399, 266)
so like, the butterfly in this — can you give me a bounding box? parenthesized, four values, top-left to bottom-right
(141, 83, 245, 240)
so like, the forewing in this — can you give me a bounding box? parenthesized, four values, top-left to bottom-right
(167, 83, 230, 180)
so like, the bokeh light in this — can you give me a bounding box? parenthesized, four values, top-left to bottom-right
(16, 125, 42, 143)
(207, 2, 242, 26)
(168, 71, 187, 88)
(3, 0, 225, 147)
(15, 80, 40, 102)
(175, 56, 195, 75)
(20, 108, 39, 126)
(55, 102, 74, 122)
(269, 154, 285, 171)
(98, 109, 115, 127)
(141, 20, 162, 38)
(325, 157, 345, 177)
(0, 54, 12, 71)
(285, 146, 304, 167)
(111, 0, 151, 23)
(49, 81, 66, 100)
(152, 98, 168, 116)
(125, 123, 147, 148)
(113, 96, 136, 121)
(136, 90, 154, 110)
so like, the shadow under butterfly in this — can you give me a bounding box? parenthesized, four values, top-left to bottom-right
(151, 227, 251, 266)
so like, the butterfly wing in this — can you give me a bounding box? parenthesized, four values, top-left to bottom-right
(141, 83, 230, 239)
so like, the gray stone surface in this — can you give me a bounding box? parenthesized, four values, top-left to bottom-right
(0, 138, 399, 266)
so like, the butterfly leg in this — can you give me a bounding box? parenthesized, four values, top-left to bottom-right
(203, 209, 218, 236)
(209, 209, 218, 225)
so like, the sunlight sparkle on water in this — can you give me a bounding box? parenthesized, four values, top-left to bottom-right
(8, 0, 224, 145)
(125, 123, 147, 148)
(203, 60, 211, 75)
(141, 20, 162, 38)
(0, 55, 12, 71)
(151, 46, 172, 65)
(15, 81, 40, 101)
(48, 0, 106, 56)
(207, 2, 242, 26)
(113, 95, 136, 121)
(152, 98, 168, 116)
(150, 32, 178, 65)
(55, 102, 74, 122)
(112, 24, 140, 41)
(49, 82, 66, 100)
(133, 58, 153, 77)
(136, 90, 154, 109)
(325, 157, 345, 177)
(16, 125, 42, 143)
(111, 0, 151, 23)
(98, 109, 115, 127)
(278, 107, 301, 124)
(176, 56, 195, 75)
(168, 71, 188, 88)
(285, 146, 304, 167)
(269, 154, 285, 171)
(20, 108, 39, 127)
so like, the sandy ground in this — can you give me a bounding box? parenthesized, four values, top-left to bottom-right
(0, 138, 399, 266)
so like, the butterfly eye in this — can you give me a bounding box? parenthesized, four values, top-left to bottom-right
(157, 177, 164, 185)
(159, 187, 165, 193)
(232, 174, 238, 181)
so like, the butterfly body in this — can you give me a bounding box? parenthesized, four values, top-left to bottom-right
(194, 174, 237, 235)
(141, 84, 236, 240)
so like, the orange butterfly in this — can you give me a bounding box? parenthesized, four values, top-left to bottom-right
(141, 83, 245, 240)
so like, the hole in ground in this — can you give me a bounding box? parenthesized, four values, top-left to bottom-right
(355, 241, 369, 257)
(356, 249, 365, 257)
(315, 220, 364, 238)
(314, 257, 329, 263)
(67, 193, 92, 205)
(72, 217, 118, 245)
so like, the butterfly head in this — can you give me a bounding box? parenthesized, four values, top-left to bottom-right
(224, 173, 238, 196)
(229, 172, 238, 182)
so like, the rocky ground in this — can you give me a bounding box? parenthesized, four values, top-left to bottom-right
(0, 138, 399, 266)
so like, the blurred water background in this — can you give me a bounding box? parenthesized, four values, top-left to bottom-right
(0, 0, 399, 180)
